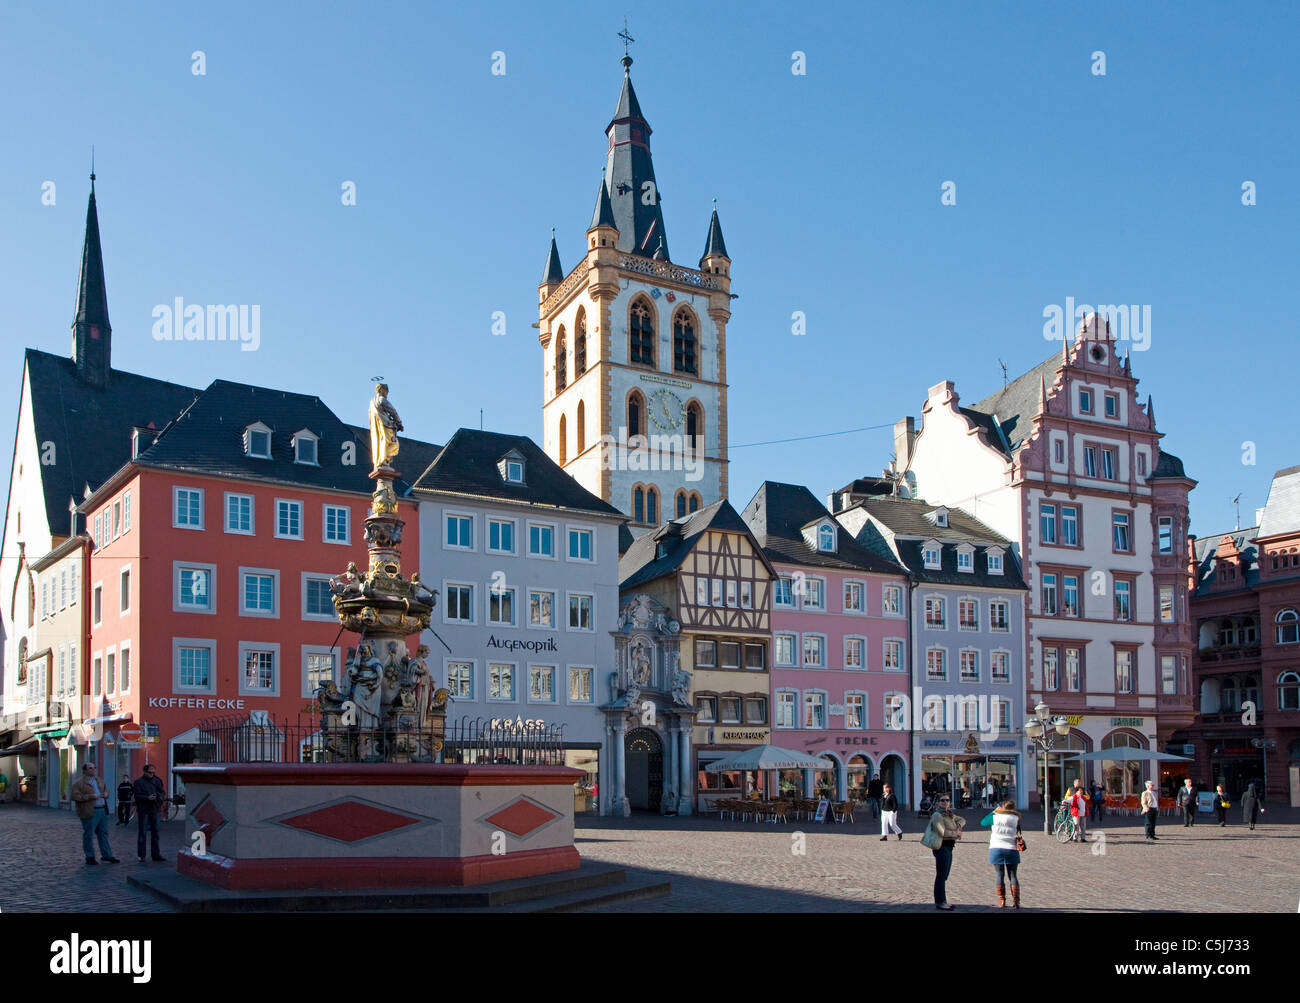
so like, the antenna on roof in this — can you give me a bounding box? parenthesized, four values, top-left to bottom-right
(998, 358, 1008, 389)
(480, 408, 484, 431)
(1232, 493, 1242, 531)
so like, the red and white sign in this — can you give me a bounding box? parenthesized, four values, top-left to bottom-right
(119, 723, 143, 743)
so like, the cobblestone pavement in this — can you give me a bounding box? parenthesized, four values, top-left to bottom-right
(2, 802, 1296, 912)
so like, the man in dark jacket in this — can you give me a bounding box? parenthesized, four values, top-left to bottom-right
(116, 776, 134, 825)
(867, 776, 884, 819)
(1176, 778, 1197, 827)
(133, 764, 167, 862)
(1242, 783, 1264, 830)
(1091, 782, 1105, 821)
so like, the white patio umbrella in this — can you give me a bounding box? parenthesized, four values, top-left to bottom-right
(702, 745, 833, 772)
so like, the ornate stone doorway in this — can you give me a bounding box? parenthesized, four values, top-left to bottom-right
(625, 728, 663, 811)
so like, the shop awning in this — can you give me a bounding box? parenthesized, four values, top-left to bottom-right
(33, 726, 70, 739)
(702, 745, 836, 772)
(1057, 749, 1192, 762)
(0, 738, 39, 756)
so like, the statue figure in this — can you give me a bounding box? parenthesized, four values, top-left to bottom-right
(671, 665, 691, 707)
(316, 679, 347, 715)
(630, 594, 653, 630)
(409, 573, 436, 606)
(630, 639, 652, 685)
(347, 643, 385, 748)
(368, 382, 403, 472)
(330, 562, 364, 600)
(408, 644, 432, 730)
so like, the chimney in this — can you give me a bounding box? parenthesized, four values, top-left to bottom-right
(894, 416, 916, 468)
(1255, 507, 1265, 527)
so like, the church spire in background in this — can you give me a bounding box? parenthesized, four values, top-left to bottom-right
(72, 164, 111, 387)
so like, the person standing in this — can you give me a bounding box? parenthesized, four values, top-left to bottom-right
(867, 775, 883, 820)
(1177, 778, 1197, 827)
(1213, 785, 1229, 826)
(1068, 780, 1088, 842)
(984, 779, 995, 808)
(132, 764, 167, 862)
(924, 793, 965, 910)
(880, 783, 903, 840)
(1242, 783, 1264, 830)
(1091, 781, 1105, 821)
(1141, 779, 1159, 841)
(981, 801, 1023, 908)
(116, 775, 134, 826)
(70, 763, 119, 865)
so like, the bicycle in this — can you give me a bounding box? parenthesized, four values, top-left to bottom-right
(1053, 803, 1079, 843)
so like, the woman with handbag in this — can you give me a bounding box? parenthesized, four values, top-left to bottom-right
(1213, 785, 1229, 826)
(980, 801, 1024, 908)
(922, 793, 964, 910)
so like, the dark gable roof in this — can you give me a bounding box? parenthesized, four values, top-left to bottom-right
(409, 428, 621, 517)
(1192, 528, 1259, 594)
(23, 348, 200, 536)
(741, 481, 904, 575)
(967, 353, 1059, 454)
(620, 498, 771, 591)
(1151, 450, 1187, 480)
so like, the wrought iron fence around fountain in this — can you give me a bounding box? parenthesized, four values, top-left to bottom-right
(194, 713, 568, 766)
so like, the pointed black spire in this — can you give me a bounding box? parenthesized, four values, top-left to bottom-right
(72, 169, 111, 387)
(700, 202, 728, 261)
(604, 57, 669, 260)
(541, 230, 564, 285)
(589, 171, 617, 231)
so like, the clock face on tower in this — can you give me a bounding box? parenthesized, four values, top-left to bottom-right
(648, 389, 684, 432)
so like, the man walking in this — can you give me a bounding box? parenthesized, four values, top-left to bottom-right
(880, 783, 903, 840)
(867, 775, 883, 820)
(116, 775, 134, 825)
(1091, 781, 1105, 821)
(1141, 779, 1159, 841)
(1177, 777, 1197, 827)
(132, 764, 167, 862)
(70, 763, 120, 864)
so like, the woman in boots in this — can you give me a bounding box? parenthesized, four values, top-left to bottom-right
(981, 800, 1023, 908)
(925, 794, 965, 910)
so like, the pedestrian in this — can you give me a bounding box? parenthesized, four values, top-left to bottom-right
(868, 775, 883, 819)
(1091, 781, 1105, 821)
(1140, 779, 1159, 841)
(69, 763, 120, 865)
(984, 778, 995, 808)
(981, 800, 1024, 908)
(116, 775, 134, 825)
(1242, 783, 1264, 830)
(132, 763, 167, 862)
(1177, 777, 1197, 827)
(1068, 779, 1088, 842)
(1213, 784, 1229, 826)
(921, 792, 964, 910)
(880, 782, 903, 841)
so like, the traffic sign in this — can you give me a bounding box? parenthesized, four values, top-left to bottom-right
(119, 724, 143, 743)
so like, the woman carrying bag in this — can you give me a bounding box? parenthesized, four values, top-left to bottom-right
(1242, 783, 1264, 830)
(921, 793, 964, 910)
(980, 801, 1025, 908)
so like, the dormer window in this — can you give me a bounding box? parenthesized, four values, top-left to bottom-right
(817, 524, 835, 553)
(243, 422, 272, 459)
(497, 450, 526, 485)
(292, 429, 319, 466)
(987, 548, 1005, 575)
(956, 544, 975, 573)
(923, 541, 942, 569)
(929, 507, 949, 528)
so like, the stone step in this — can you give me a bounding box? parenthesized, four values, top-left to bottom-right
(494, 875, 672, 912)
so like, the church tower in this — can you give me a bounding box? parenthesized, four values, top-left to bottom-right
(538, 53, 732, 533)
(72, 171, 112, 388)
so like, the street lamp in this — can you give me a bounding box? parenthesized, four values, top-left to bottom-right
(1024, 702, 1072, 833)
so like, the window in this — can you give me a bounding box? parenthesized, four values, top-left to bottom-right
(695, 640, 716, 668)
(1053, 440, 1065, 464)
(843, 581, 864, 612)
(719, 696, 741, 723)
(776, 692, 796, 728)
(645, 485, 657, 524)
(1161, 655, 1178, 695)
(744, 644, 765, 670)
(844, 637, 865, 670)
(1061, 506, 1079, 547)
(175, 564, 215, 613)
(696, 696, 717, 723)
(960, 649, 979, 682)
(488, 663, 515, 700)
(447, 661, 473, 698)
(711, 579, 723, 607)
(528, 523, 555, 558)
(990, 600, 1009, 631)
(106, 650, 116, 693)
(845, 693, 864, 729)
(302, 649, 336, 698)
(884, 694, 906, 731)
(957, 548, 974, 572)
(924, 596, 946, 628)
(1115, 649, 1133, 694)
(1112, 511, 1132, 552)
(802, 635, 825, 668)
(1040, 503, 1057, 544)
(741, 582, 753, 609)
(446, 584, 474, 622)
(1043, 648, 1059, 690)
(1158, 516, 1174, 553)
(226, 493, 254, 534)
(174, 487, 203, 529)
(446, 514, 473, 549)
(294, 433, 318, 465)
(176, 644, 212, 691)
(672, 310, 697, 374)
(569, 666, 593, 703)
(59, 569, 67, 609)
(1042, 573, 1058, 615)
(696, 578, 710, 606)
(1101, 448, 1117, 481)
(958, 599, 978, 630)
(568, 528, 593, 561)
(241, 569, 278, 617)
(802, 578, 825, 610)
(528, 590, 556, 628)
(93, 514, 102, 549)
(275, 499, 303, 540)
(93, 582, 103, 624)
(323, 505, 350, 544)
(245, 425, 272, 458)
(726, 581, 737, 608)
(992, 650, 1010, 681)
(1063, 575, 1079, 617)
(744, 696, 766, 723)
(1079, 388, 1093, 414)
(92, 654, 102, 695)
(774, 577, 795, 608)
(996, 700, 1010, 729)
(817, 524, 835, 552)
(554, 328, 567, 393)
(489, 586, 516, 626)
(923, 545, 941, 569)
(629, 299, 655, 366)
(883, 585, 902, 615)
(627, 391, 644, 439)
(1083, 446, 1098, 478)
(119, 568, 130, 614)
(1278, 671, 1300, 711)
(1104, 392, 1119, 418)
(528, 665, 556, 702)
(505, 459, 524, 483)
(1137, 453, 1148, 477)
(803, 692, 826, 729)
(775, 634, 797, 666)
(958, 697, 979, 730)
(558, 414, 567, 465)
(675, 491, 687, 518)
(1065, 648, 1081, 691)
(926, 648, 946, 681)
(303, 576, 335, 619)
(241, 645, 278, 694)
(1114, 579, 1132, 622)
(1276, 609, 1299, 644)
(883, 640, 903, 671)
(568, 593, 593, 631)
(488, 519, 515, 554)
(112, 500, 122, 539)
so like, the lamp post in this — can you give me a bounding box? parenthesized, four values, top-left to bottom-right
(1024, 701, 1072, 834)
(1250, 737, 1276, 798)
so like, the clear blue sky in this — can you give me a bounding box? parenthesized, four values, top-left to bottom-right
(2, 1, 1295, 538)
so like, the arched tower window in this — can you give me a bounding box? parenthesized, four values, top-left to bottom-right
(686, 402, 704, 455)
(689, 492, 701, 513)
(576, 400, 586, 454)
(646, 486, 659, 525)
(629, 298, 656, 366)
(575, 308, 587, 377)
(555, 326, 567, 395)
(676, 490, 687, 518)
(1277, 608, 1299, 644)
(1279, 671, 1300, 711)
(673, 309, 697, 374)
(633, 486, 644, 524)
(627, 390, 645, 439)
(558, 414, 567, 466)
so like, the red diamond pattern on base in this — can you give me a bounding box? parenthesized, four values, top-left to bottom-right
(485, 798, 559, 838)
(192, 797, 227, 843)
(278, 800, 422, 843)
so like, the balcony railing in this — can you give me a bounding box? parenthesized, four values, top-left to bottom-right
(1196, 645, 1261, 663)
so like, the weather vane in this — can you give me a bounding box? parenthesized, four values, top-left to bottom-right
(618, 16, 634, 57)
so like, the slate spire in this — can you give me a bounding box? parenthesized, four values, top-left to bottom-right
(700, 202, 729, 262)
(589, 170, 617, 231)
(72, 169, 111, 387)
(541, 229, 564, 285)
(604, 55, 669, 260)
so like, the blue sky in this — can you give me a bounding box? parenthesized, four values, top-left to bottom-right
(1, 1, 1295, 537)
